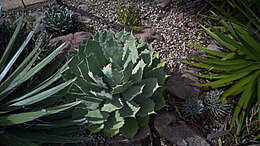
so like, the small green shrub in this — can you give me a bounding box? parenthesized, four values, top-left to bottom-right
(43, 5, 76, 34)
(64, 30, 166, 138)
(117, 2, 139, 27)
(204, 89, 231, 119)
(182, 97, 204, 119)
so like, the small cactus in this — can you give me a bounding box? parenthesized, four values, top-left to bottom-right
(204, 89, 231, 119)
(182, 97, 204, 119)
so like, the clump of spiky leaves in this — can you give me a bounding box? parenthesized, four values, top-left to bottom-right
(117, 2, 139, 27)
(0, 16, 89, 145)
(63, 30, 166, 138)
(43, 5, 76, 34)
(204, 89, 231, 119)
(182, 97, 204, 119)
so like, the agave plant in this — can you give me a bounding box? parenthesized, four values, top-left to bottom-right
(204, 89, 231, 119)
(63, 30, 166, 138)
(0, 16, 89, 145)
(43, 5, 76, 34)
(184, 0, 260, 134)
(182, 97, 204, 119)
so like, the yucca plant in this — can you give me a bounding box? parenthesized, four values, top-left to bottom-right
(184, 0, 260, 134)
(0, 16, 89, 145)
(43, 5, 76, 35)
(63, 30, 166, 138)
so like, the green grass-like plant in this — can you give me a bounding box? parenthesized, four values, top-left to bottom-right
(63, 30, 166, 138)
(117, 2, 139, 27)
(0, 16, 89, 145)
(184, 0, 260, 135)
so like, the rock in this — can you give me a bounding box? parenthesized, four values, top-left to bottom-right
(78, 16, 92, 24)
(108, 126, 150, 146)
(78, 4, 89, 12)
(154, 112, 210, 146)
(50, 31, 92, 51)
(206, 42, 221, 52)
(135, 28, 161, 43)
(166, 72, 200, 99)
(156, 0, 172, 8)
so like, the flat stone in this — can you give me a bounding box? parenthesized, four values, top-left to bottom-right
(50, 31, 92, 51)
(156, 0, 172, 8)
(166, 72, 200, 99)
(154, 112, 210, 146)
(2, 0, 47, 11)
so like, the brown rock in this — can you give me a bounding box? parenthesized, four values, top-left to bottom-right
(50, 31, 92, 51)
(154, 112, 210, 146)
(135, 28, 161, 43)
(166, 72, 200, 99)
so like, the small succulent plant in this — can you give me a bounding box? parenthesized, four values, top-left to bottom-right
(63, 30, 166, 138)
(43, 5, 76, 34)
(182, 97, 204, 119)
(117, 2, 139, 26)
(204, 89, 231, 119)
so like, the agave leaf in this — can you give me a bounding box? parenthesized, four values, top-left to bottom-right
(112, 81, 133, 94)
(0, 101, 81, 126)
(151, 87, 165, 111)
(134, 78, 160, 101)
(80, 96, 102, 110)
(101, 95, 123, 113)
(85, 110, 109, 124)
(88, 72, 108, 89)
(104, 111, 124, 137)
(136, 116, 149, 127)
(144, 66, 166, 85)
(90, 90, 112, 100)
(88, 123, 104, 133)
(131, 59, 146, 83)
(139, 49, 153, 67)
(120, 117, 139, 138)
(102, 62, 124, 87)
(123, 39, 139, 67)
(122, 85, 144, 101)
(119, 101, 140, 117)
(136, 98, 155, 117)
(75, 77, 102, 94)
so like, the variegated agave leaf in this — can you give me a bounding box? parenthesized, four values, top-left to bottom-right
(64, 30, 166, 138)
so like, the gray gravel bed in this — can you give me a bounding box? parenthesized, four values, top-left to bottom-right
(76, 0, 212, 73)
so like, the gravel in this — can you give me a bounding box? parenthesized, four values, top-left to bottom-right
(70, 0, 212, 73)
